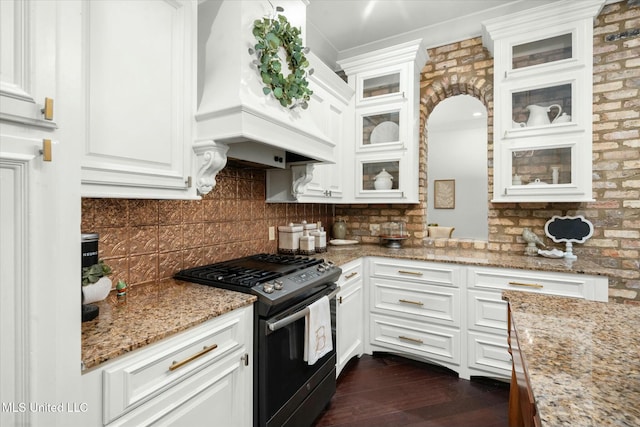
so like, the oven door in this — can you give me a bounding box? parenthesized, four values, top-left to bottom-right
(258, 284, 337, 427)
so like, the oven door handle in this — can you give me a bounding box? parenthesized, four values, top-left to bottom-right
(266, 287, 340, 333)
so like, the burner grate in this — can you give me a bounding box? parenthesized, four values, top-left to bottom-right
(174, 253, 321, 289)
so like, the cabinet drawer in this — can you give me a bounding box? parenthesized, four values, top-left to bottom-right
(371, 277, 460, 326)
(103, 307, 250, 424)
(336, 259, 363, 289)
(370, 258, 461, 287)
(106, 348, 247, 426)
(370, 314, 460, 365)
(468, 267, 596, 299)
(467, 331, 511, 379)
(467, 289, 509, 333)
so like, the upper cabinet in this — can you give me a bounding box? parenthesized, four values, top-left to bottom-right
(483, 0, 605, 203)
(80, 0, 198, 199)
(339, 40, 428, 203)
(266, 53, 354, 203)
(0, 0, 58, 131)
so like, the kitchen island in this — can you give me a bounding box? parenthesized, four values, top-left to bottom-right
(503, 290, 640, 427)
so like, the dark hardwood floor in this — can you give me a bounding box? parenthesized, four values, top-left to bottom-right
(313, 354, 510, 427)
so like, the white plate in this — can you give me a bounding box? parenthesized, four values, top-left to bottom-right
(329, 239, 359, 246)
(370, 121, 399, 144)
(538, 248, 565, 258)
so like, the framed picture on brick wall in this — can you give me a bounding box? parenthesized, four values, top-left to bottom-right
(434, 179, 455, 209)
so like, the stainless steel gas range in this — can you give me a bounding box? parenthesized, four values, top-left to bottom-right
(175, 253, 341, 427)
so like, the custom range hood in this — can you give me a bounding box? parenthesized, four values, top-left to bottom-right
(193, 0, 338, 195)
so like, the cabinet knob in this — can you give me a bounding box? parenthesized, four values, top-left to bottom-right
(40, 139, 52, 162)
(41, 97, 54, 121)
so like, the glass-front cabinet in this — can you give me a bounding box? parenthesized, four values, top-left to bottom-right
(357, 102, 405, 151)
(483, 0, 604, 202)
(339, 39, 428, 203)
(356, 65, 405, 104)
(357, 155, 407, 199)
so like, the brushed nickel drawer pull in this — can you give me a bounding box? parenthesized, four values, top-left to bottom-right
(169, 344, 218, 371)
(508, 281, 544, 289)
(399, 298, 424, 306)
(399, 335, 423, 344)
(398, 270, 423, 276)
(345, 272, 358, 279)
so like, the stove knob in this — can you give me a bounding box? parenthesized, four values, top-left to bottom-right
(263, 283, 275, 294)
(317, 265, 326, 273)
(274, 280, 283, 290)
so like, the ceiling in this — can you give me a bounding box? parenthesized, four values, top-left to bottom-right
(306, 0, 559, 65)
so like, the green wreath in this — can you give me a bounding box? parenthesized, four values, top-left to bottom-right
(249, 11, 313, 109)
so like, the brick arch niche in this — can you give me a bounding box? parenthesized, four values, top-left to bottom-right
(418, 37, 494, 246)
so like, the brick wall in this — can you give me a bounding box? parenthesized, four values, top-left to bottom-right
(337, 1, 640, 303)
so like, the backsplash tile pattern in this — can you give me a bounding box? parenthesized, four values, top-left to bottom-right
(82, 164, 331, 289)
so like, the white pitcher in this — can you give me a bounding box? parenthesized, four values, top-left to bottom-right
(525, 104, 562, 127)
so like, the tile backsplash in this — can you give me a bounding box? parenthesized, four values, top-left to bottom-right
(82, 164, 332, 288)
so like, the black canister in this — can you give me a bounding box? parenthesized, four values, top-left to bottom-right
(81, 233, 100, 321)
(81, 233, 99, 269)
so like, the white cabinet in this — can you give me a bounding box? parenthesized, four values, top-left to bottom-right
(338, 40, 427, 203)
(465, 266, 608, 379)
(1, 2, 82, 427)
(346, 256, 608, 381)
(82, 306, 253, 427)
(335, 259, 364, 377)
(0, 0, 58, 130)
(483, 0, 604, 203)
(367, 258, 463, 372)
(80, 0, 198, 199)
(266, 54, 354, 203)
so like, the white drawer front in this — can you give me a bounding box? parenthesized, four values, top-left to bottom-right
(371, 277, 460, 326)
(468, 267, 592, 299)
(370, 314, 460, 365)
(467, 289, 509, 333)
(370, 258, 461, 287)
(106, 349, 246, 427)
(103, 307, 250, 424)
(336, 259, 363, 288)
(467, 331, 511, 379)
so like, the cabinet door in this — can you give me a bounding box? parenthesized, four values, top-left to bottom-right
(355, 151, 418, 202)
(297, 163, 344, 201)
(357, 102, 406, 152)
(1, 2, 82, 426)
(81, 0, 197, 199)
(0, 0, 57, 130)
(336, 261, 364, 377)
(355, 63, 407, 105)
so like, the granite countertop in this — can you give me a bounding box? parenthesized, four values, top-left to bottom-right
(322, 244, 609, 277)
(82, 245, 607, 372)
(502, 291, 640, 427)
(81, 279, 256, 371)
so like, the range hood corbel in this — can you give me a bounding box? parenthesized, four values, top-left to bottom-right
(291, 163, 315, 199)
(193, 140, 228, 195)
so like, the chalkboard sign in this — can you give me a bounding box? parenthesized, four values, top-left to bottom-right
(545, 215, 593, 243)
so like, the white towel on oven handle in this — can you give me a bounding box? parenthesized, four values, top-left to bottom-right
(304, 296, 332, 365)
